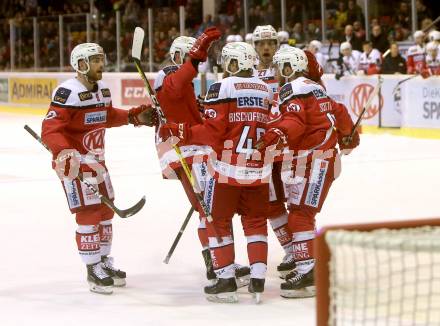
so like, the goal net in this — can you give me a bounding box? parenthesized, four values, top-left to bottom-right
(315, 219, 440, 326)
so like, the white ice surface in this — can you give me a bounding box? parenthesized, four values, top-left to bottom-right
(1, 112, 439, 326)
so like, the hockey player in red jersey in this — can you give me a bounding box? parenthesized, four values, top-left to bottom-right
(160, 42, 272, 303)
(252, 25, 293, 278)
(41, 43, 155, 294)
(256, 46, 360, 298)
(154, 27, 251, 285)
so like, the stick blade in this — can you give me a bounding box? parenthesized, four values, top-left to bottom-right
(117, 195, 146, 218)
(132, 27, 145, 61)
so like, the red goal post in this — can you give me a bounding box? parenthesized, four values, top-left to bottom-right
(315, 218, 440, 326)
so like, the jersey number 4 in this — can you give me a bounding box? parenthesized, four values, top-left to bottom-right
(236, 126, 265, 159)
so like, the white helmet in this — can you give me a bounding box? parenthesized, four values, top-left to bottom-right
(252, 25, 279, 46)
(169, 36, 196, 65)
(70, 43, 104, 74)
(278, 31, 289, 43)
(413, 30, 425, 40)
(273, 46, 308, 79)
(221, 42, 257, 75)
(234, 34, 244, 42)
(309, 40, 322, 52)
(226, 35, 236, 43)
(340, 41, 352, 52)
(426, 41, 438, 52)
(245, 33, 253, 44)
(428, 30, 440, 42)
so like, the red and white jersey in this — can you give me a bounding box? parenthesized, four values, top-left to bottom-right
(253, 66, 282, 125)
(188, 76, 273, 186)
(342, 50, 362, 74)
(426, 53, 440, 75)
(359, 48, 382, 74)
(41, 78, 128, 162)
(154, 62, 212, 176)
(273, 76, 354, 152)
(406, 44, 426, 74)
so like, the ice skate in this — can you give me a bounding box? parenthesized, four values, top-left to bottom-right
(87, 262, 114, 294)
(234, 264, 250, 288)
(101, 256, 126, 287)
(248, 278, 265, 304)
(204, 277, 238, 303)
(280, 268, 315, 298)
(277, 253, 295, 279)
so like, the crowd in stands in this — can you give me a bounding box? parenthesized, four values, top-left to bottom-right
(0, 0, 438, 75)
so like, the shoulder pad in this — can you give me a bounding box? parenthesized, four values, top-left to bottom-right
(163, 65, 179, 75)
(53, 87, 72, 104)
(279, 83, 293, 103)
(205, 82, 222, 101)
(101, 88, 111, 98)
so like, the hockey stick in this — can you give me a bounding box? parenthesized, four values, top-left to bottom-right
(392, 75, 418, 96)
(24, 125, 146, 218)
(131, 27, 213, 223)
(346, 76, 383, 141)
(163, 206, 195, 264)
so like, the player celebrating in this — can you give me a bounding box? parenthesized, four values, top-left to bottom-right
(161, 42, 272, 303)
(252, 25, 293, 277)
(407, 30, 426, 75)
(41, 43, 155, 294)
(256, 46, 359, 298)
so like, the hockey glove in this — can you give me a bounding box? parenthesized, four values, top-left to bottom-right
(159, 122, 190, 143)
(255, 128, 288, 151)
(338, 130, 360, 153)
(189, 27, 222, 62)
(129, 104, 159, 127)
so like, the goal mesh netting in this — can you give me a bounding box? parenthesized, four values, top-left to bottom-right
(316, 220, 440, 326)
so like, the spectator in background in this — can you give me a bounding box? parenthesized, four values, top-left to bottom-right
(394, 2, 410, 32)
(353, 21, 366, 40)
(371, 25, 389, 53)
(416, 0, 432, 29)
(306, 22, 320, 42)
(291, 22, 305, 44)
(335, 1, 348, 31)
(339, 24, 363, 51)
(382, 42, 406, 74)
(196, 14, 214, 35)
(346, 0, 364, 25)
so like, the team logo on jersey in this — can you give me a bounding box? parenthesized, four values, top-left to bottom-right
(350, 83, 383, 120)
(305, 159, 328, 208)
(85, 111, 107, 125)
(205, 82, 221, 100)
(286, 102, 301, 112)
(78, 91, 93, 101)
(44, 110, 57, 120)
(53, 87, 71, 104)
(279, 83, 293, 102)
(237, 96, 267, 109)
(312, 89, 326, 100)
(204, 108, 217, 119)
(101, 88, 111, 98)
(83, 128, 105, 155)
